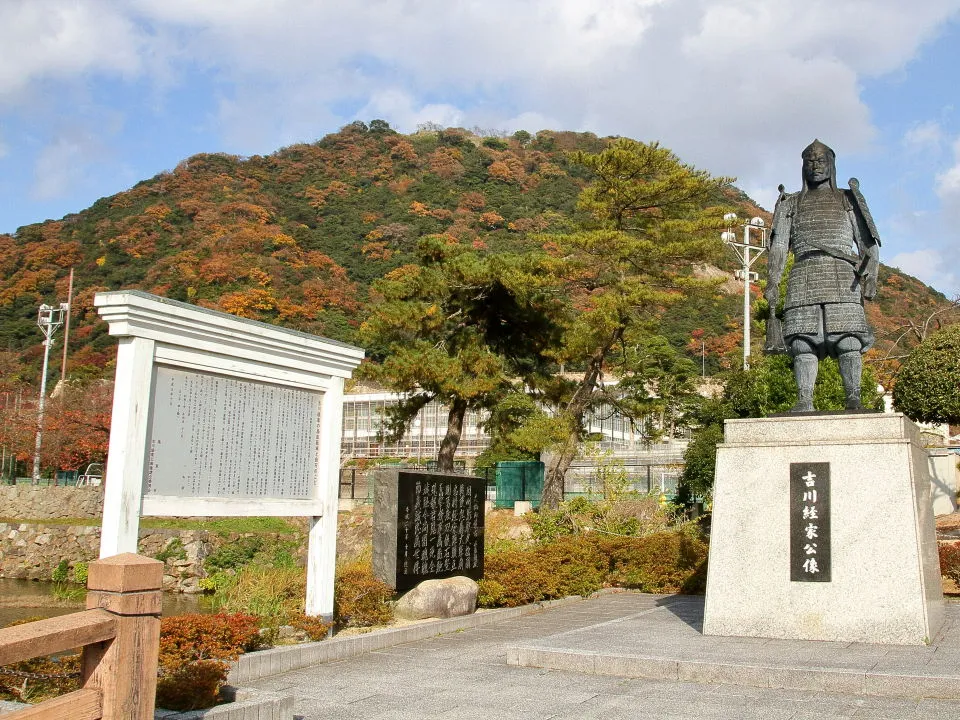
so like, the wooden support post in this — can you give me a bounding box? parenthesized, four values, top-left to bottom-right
(82, 553, 163, 720)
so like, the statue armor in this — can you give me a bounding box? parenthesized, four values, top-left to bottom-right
(776, 189, 873, 343)
(765, 140, 880, 411)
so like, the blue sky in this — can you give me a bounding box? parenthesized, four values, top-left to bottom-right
(2, 0, 960, 297)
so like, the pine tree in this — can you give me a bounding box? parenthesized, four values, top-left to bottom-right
(358, 235, 559, 471)
(535, 139, 731, 508)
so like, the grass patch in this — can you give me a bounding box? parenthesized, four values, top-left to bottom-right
(141, 517, 300, 534)
(0, 516, 300, 533)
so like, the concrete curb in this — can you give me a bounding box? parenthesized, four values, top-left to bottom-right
(228, 593, 592, 685)
(154, 688, 293, 719)
(506, 646, 960, 700)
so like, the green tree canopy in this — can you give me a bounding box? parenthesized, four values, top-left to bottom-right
(892, 323, 960, 424)
(530, 139, 732, 508)
(358, 235, 560, 470)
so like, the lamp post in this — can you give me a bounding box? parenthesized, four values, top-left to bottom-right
(722, 214, 767, 370)
(32, 303, 67, 483)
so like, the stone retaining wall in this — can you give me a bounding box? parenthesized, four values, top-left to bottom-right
(0, 486, 104, 519)
(0, 523, 217, 592)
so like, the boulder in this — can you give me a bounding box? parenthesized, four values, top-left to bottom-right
(394, 576, 478, 620)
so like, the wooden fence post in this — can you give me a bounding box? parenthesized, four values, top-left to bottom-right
(82, 553, 163, 720)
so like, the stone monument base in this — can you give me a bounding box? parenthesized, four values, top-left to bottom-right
(703, 413, 943, 645)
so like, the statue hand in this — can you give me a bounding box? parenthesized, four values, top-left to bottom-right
(862, 273, 877, 300)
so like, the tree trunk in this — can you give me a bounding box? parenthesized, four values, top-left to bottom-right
(541, 428, 579, 509)
(436, 398, 467, 473)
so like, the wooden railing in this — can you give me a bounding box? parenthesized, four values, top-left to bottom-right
(0, 553, 162, 720)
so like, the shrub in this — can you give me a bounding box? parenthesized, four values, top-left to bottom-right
(156, 612, 264, 711)
(213, 566, 306, 629)
(72, 561, 88, 585)
(50, 559, 70, 583)
(288, 612, 334, 641)
(155, 660, 229, 712)
(479, 547, 558, 607)
(939, 542, 960, 585)
(529, 494, 679, 543)
(603, 531, 708, 594)
(478, 530, 709, 608)
(334, 559, 394, 627)
(155, 537, 187, 563)
(204, 536, 264, 572)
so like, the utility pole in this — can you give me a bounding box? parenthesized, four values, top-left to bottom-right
(721, 214, 767, 370)
(32, 303, 67, 483)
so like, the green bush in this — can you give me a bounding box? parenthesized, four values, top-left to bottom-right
(50, 559, 69, 583)
(72, 561, 88, 586)
(155, 537, 187, 563)
(204, 536, 264, 572)
(213, 565, 306, 630)
(478, 530, 708, 608)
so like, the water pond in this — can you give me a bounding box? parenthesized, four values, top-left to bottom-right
(0, 578, 215, 627)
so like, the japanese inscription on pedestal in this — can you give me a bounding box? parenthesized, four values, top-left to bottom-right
(144, 366, 322, 499)
(790, 462, 831, 582)
(373, 469, 485, 591)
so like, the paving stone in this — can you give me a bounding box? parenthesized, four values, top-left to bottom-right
(244, 592, 960, 720)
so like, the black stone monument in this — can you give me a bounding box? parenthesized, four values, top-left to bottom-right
(373, 468, 485, 591)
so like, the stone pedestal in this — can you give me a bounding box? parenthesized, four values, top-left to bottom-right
(704, 413, 943, 645)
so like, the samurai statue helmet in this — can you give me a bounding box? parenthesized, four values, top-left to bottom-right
(801, 139, 838, 191)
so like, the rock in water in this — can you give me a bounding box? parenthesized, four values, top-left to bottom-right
(394, 576, 478, 620)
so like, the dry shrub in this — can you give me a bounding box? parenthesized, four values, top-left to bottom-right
(940, 542, 960, 586)
(603, 532, 708, 594)
(288, 612, 334, 641)
(155, 612, 263, 711)
(334, 558, 394, 627)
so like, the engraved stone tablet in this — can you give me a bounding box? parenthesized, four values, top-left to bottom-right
(144, 366, 321, 499)
(790, 462, 831, 582)
(373, 469, 485, 591)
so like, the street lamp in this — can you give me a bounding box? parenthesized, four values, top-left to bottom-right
(722, 214, 767, 370)
(32, 303, 67, 483)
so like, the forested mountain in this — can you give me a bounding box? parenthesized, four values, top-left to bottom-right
(0, 122, 949, 382)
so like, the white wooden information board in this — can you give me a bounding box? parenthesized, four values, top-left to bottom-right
(95, 290, 364, 617)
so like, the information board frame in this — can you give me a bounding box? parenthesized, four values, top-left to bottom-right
(95, 290, 364, 617)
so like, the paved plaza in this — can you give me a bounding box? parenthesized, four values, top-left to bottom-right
(252, 592, 960, 719)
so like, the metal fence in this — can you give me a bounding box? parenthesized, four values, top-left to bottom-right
(563, 463, 684, 498)
(339, 465, 496, 504)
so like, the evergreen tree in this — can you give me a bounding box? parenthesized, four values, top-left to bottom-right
(358, 235, 560, 471)
(892, 323, 960, 424)
(533, 139, 731, 508)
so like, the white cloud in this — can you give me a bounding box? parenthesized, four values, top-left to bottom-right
(120, 0, 960, 210)
(2, 0, 960, 219)
(0, 2, 145, 103)
(934, 137, 960, 225)
(904, 121, 943, 150)
(31, 131, 104, 200)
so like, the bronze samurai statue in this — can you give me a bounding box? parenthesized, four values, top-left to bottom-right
(765, 140, 880, 412)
